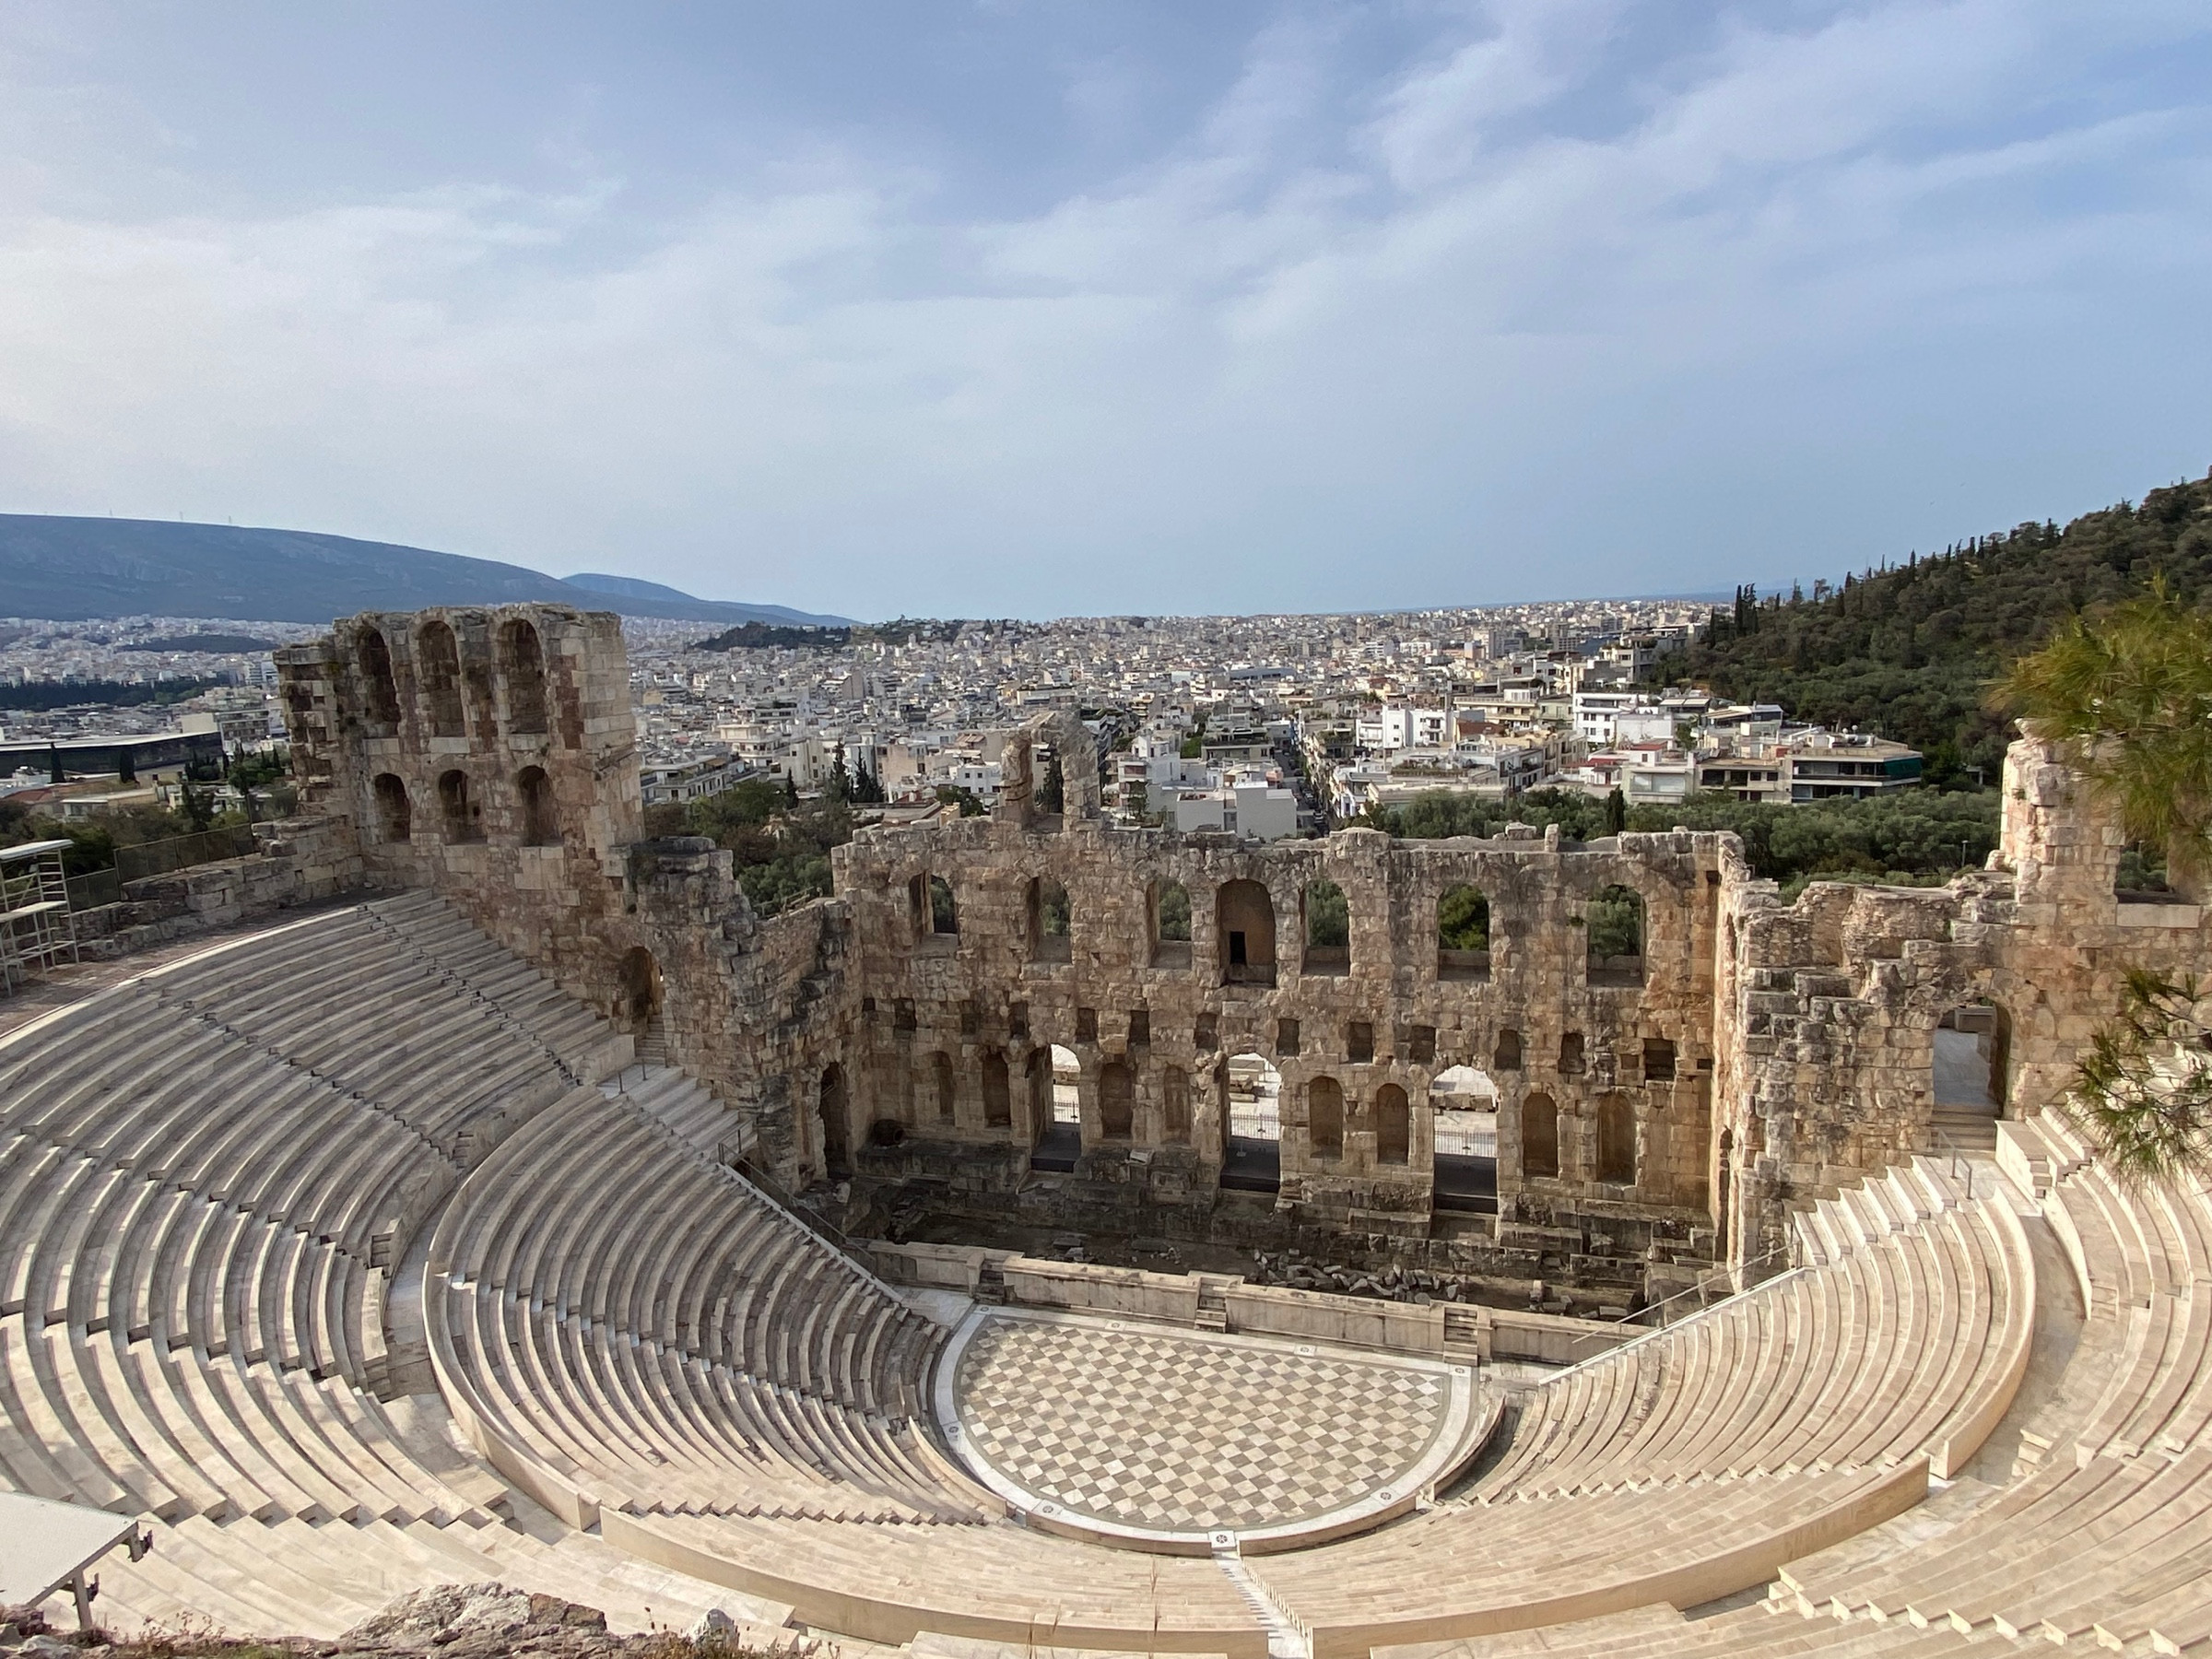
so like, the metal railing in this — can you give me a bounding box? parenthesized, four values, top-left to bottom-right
(65, 869, 123, 911)
(114, 825, 256, 884)
(1561, 1240, 1793, 1361)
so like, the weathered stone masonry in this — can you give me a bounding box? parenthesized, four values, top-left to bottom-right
(269, 605, 2210, 1298)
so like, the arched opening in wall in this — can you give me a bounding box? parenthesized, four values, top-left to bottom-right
(1523, 1091, 1559, 1178)
(1587, 884, 1645, 985)
(1308, 1075, 1344, 1160)
(1374, 1083, 1410, 1167)
(1437, 885, 1491, 982)
(1221, 1052, 1282, 1191)
(498, 618, 549, 735)
(928, 875, 959, 935)
(359, 629, 402, 731)
(1151, 880, 1193, 969)
(1161, 1067, 1191, 1144)
(1430, 1065, 1500, 1214)
(1302, 879, 1349, 975)
(929, 1051, 957, 1125)
(1596, 1091, 1637, 1185)
(819, 1065, 852, 1178)
(437, 770, 484, 842)
(1558, 1030, 1585, 1074)
(417, 619, 467, 739)
(1218, 879, 1277, 986)
(517, 766, 558, 846)
(372, 773, 411, 843)
(1934, 1001, 2010, 1135)
(1029, 876, 1071, 963)
(1715, 1127, 1734, 1256)
(1031, 1043, 1084, 1171)
(1493, 1028, 1523, 1071)
(1099, 1060, 1135, 1139)
(617, 947, 662, 1040)
(982, 1050, 1012, 1130)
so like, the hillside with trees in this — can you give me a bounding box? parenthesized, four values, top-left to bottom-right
(1647, 472, 2212, 783)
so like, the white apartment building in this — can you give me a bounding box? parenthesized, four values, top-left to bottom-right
(1171, 776, 1300, 841)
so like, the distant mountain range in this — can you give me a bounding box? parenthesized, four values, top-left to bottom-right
(0, 514, 851, 626)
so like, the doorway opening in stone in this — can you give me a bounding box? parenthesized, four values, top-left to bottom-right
(819, 1064, 852, 1179)
(1030, 1042, 1084, 1171)
(1934, 1001, 2008, 1150)
(1430, 1065, 1500, 1215)
(1221, 1051, 1282, 1192)
(617, 947, 665, 1065)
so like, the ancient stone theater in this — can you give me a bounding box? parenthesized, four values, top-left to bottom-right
(6, 601, 2212, 1656)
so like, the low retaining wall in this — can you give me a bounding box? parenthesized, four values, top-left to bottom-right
(65, 814, 368, 960)
(861, 1241, 1641, 1362)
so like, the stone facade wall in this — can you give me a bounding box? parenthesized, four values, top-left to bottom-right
(1715, 735, 2211, 1277)
(831, 809, 1727, 1261)
(267, 606, 2210, 1299)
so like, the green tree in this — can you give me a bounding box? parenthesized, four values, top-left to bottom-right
(935, 784, 985, 818)
(1306, 879, 1350, 948)
(2068, 970, 2212, 1184)
(1997, 579, 2212, 881)
(1603, 787, 1627, 836)
(1437, 886, 1488, 950)
(1038, 751, 1065, 814)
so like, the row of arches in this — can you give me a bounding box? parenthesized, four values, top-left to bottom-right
(818, 1047, 1641, 1190)
(906, 870, 1646, 985)
(357, 617, 553, 744)
(373, 766, 559, 847)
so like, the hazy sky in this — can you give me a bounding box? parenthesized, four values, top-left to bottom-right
(1, 3, 2207, 620)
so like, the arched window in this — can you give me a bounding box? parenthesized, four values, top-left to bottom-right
(1151, 880, 1193, 968)
(1302, 879, 1349, 975)
(1161, 1067, 1190, 1143)
(1597, 1092, 1636, 1184)
(1308, 1076, 1344, 1159)
(1438, 884, 1490, 982)
(928, 875, 958, 935)
(1374, 1083, 1410, 1166)
(982, 1051, 1012, 1129)
(820, 1065, 851, 1176)
(438, 770, 483, 842)
(1099, 1060, 1135, 1138)
(1522, 1091, 1559, 1178)
(517, 766, 558, 846)
(1493, 1028, 1523, 1071)
(1218, 879, 1277, 986)
(1558, 1030, 1585, 1074)
(1431, 1065, 1499, 1214)
(417, 619, 466, 739)
(498, 618, 549, 735)
(359, 629, 401, 729)
(931, 1051, 956, 1124)
(372, 773, 410, 843)
(1029, 876, 1071, 962)
(1587, 884, 1645, 985)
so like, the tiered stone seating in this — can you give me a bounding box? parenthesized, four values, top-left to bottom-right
(1376, 1113, 2212, 1659)
(424, 1085, 981, 1526)
(1472, 1159, 2033, 1499)
(1230, 1159, 2033, 1657)
(0, 898, 786, 1640)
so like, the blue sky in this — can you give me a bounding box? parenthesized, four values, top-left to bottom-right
(0, 3, 2207, 620)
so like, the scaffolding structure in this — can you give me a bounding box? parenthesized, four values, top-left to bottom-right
(0, 839, 80, 996)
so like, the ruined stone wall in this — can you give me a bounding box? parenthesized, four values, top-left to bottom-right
(1716, 735, 2212, 1277)
(830, 808, 1728, 1256)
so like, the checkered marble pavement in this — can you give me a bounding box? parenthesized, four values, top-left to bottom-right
(950, 1315, 1449, 1534)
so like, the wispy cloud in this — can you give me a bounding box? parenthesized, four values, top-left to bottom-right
(0, 1, 2206, 617)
